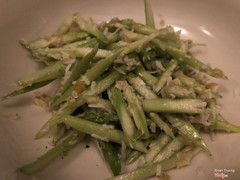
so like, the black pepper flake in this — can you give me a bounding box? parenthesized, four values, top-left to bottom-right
(45, 146, 48, 148)
(85, 145, 90, 148)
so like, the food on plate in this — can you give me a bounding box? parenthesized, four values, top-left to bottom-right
(3, 0, 240, 179)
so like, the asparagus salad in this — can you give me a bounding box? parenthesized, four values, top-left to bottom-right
(3, 0, 240, 179)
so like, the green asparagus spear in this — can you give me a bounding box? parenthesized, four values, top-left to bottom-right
(134, 65, 158, 87)
(165, 114, 211, 154)
(120, 32, 160, 55)
(35, 47, 112, 61)
(108, 87, 140, 140)
(32, 56, 57, 66)
(120, 26, 180, 48)
(74, 16, 109, 44)
(79, 50, 121, 85)
(209, 115, 240, 133)
(145, 133, 171, 163)
(153, 135, 185, 163)
(144, 0, 155, 28)
(125, 150, 142, 165)
(142, 99, 206, 114)
(160, 84, 196, 99)
(120, 20, 180, 45)
(1, 79, 54, 100)
(55, 13, 77, 35)
(116, 80, 149, 138)
(85, 95, 115, 113)
(52, 123, 67, 145)
(148, 113, 175, 138)
(63, 38, 101, 49)
(174, 70, 221, 99)
(16, 61, 66, 86)
(24, 32, 89, 50)
(131, 24, 180, 43)
(61, 115, 146, 152)
(154, 59, 178, 93)
(81, 109, 119, 124)
(126, 72, 158, 99)
(18, 131, 85, 175)
(98, 141, 121, 176)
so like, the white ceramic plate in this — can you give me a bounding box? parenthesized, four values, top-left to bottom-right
(1, 0, 240, 179)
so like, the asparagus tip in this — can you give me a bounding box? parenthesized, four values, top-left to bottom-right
(35, 131, 45, 139)
(19, 39, 28, 46)
(213, 68, 228, 80)
(200, 142, 212, 155)
(0, 95, 8, 101)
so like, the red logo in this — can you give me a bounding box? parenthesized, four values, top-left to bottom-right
(214, 172, 228, 179)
